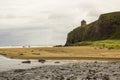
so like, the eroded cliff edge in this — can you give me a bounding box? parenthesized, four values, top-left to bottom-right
(65, 12, 120, 46)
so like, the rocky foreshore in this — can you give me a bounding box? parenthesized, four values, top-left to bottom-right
(0, 61, 120, 80)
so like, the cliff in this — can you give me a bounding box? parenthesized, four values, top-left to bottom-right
(65, 12, 120, 46)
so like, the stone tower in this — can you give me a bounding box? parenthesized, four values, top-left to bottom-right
(81, 20, 86, 27)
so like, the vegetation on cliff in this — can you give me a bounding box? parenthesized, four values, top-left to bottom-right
(73, 40, 120, 49)
(65, 12, 120, 46)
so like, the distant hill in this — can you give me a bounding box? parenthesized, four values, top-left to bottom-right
(65, 12, 120, 46)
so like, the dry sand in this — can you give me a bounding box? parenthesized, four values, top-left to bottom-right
(0, 46, 120, 60)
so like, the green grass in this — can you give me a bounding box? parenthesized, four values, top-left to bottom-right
(73, 40, 120, 49)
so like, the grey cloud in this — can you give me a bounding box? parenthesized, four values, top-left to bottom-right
(0, 14, 34, 19)
(0, 26, 66, 46)
(0, 14, 17, 19)
(0, 0, 119, 46)
(0, 30, 28, 46)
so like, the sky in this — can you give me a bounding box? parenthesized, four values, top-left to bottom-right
(0, 0, 120, 46)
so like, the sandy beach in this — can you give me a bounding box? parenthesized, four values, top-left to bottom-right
(0, 46, 120, 60)
(0, 47, 120, 80)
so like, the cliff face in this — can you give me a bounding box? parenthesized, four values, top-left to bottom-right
(65, 12, 120, 46)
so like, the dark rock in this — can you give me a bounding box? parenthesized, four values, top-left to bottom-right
(0, 53, 7, 56)
(51, 75, 64, 80)
(66, 76, 77, 80)
(22, 60, 31, 64)
(38, 59, 46, 63)
(14, 69, 25, 73)
(55, 61, 60, 63)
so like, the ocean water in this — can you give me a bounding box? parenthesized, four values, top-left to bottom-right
(0, 45, 53, 48)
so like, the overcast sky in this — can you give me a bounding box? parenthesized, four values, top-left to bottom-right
(0, 0, 120, 46)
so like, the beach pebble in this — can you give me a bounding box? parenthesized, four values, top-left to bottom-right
(0, 61, 120, 80)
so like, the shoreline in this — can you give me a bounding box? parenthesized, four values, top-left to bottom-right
(0, 55, 79, 72)
(9, 57, 120, 62)
(0, 55, 120, 80)
(1, 54, 120, 62)
(0, 61, 120, 80)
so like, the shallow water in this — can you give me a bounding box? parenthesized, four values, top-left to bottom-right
(0, 55, 79, 72)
